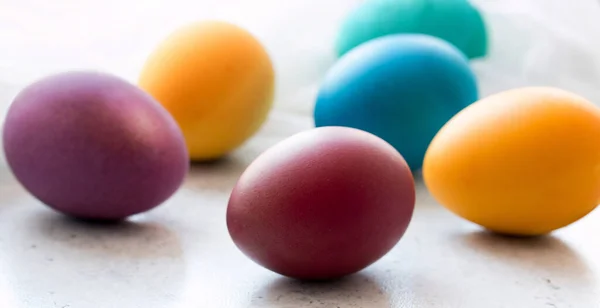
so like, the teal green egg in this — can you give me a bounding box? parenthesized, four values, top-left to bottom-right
(336, 0, 488, 59)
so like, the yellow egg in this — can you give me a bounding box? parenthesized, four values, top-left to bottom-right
(423, 87, 600, 236)
(138, 21, 275, 161)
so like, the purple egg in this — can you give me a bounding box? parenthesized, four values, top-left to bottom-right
(2, 71, 189, 220)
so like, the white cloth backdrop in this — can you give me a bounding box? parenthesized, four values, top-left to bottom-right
(1, 0, 600, 156)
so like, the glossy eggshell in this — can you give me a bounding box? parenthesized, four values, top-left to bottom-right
(227, 126, 415, 280)
(314, 34, 478, 171)
(423, 87, 600, 236)
(138, 21, 275, 161)
(2, 71, 189, 220)
(336, 0, 488, 59)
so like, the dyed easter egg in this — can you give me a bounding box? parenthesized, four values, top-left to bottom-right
(314, 34, 478, 171)
(227, 126, 415, 280)
(2, 71, 188, 220)
(138, 21, 275, 161)
(423, 87, 600, 236)
(336, 0, 488, 59)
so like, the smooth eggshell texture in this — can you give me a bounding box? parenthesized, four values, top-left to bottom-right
(2, 71, 189, 220)
(314, 34, 478, 171)
(423, 87, 600, 236)
(227, 126, 415, 280)
(138, 21, 275, 161)
(336, 0, 488, 59)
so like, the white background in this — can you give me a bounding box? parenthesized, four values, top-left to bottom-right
(1, 0, 600, 116)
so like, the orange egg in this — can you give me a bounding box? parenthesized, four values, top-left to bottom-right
(423, 87, 600, 236)
(139, 21, 275, 161)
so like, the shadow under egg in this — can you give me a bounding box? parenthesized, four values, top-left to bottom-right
(185, 154, 250, 193)
(454, 230, 593, 282)
(251, 272, 390, 307)
(30, 212, 183, 258)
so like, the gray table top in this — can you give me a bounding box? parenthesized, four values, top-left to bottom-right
(1, 110, 599, 308)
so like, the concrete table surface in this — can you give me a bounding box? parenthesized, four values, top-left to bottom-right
(1, 109, 600, 308)
(2, 0, 600, 307)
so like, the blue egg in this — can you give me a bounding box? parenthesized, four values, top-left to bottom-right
(314, 34, 478, 171)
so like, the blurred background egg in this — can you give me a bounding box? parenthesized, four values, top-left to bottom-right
(227, 126, 415, 280)
(314, 34, 478, 171)
(335, 0, 488, 59)
(138, 20, 275, 161)
(2, 71, 189, 220)
(423, 87, 600, 236)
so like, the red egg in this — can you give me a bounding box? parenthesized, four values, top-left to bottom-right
(227, 126, 415, 280)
